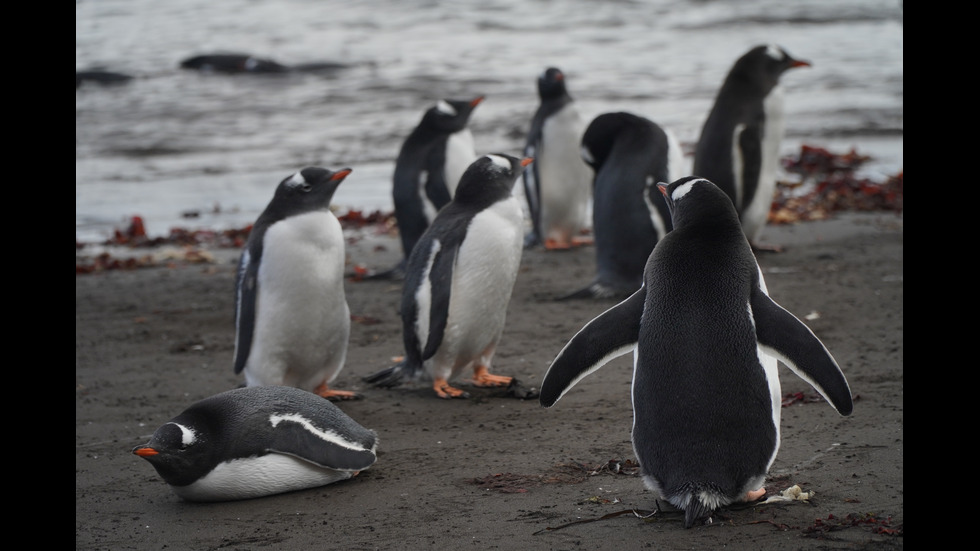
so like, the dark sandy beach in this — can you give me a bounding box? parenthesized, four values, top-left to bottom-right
(76, 211, 903, 550)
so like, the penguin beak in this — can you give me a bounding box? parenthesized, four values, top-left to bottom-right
(331, 168, 353, 181)
(470, 96, 485, 107)
(790, 59, 811, 68)
(521, 157, 534, 167)
(656, 183, 669, 197)
(133, 446, 159, 457)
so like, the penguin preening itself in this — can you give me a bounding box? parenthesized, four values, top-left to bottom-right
(539, 176, 852, 528)
(693, 44, 811, 252)
(364, 154, 534, 399)
(562, 112, 684, 300)
(369, 96, 484, 280)
(233, 167, 360, 401)
(133, 386, 378, 502)
(522, 67, 593, 250)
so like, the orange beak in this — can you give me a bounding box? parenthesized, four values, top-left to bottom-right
(133, 447, 159, 457)
(521, 157, 534, 167)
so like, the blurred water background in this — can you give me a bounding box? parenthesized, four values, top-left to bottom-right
(76, 0, 903, 243)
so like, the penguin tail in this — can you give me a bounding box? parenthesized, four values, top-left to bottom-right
(684, 496, 716, 529)
(363, 360, 415, 388)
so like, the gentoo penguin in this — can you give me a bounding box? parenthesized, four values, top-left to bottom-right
(364, 154, 531, 399)
(540, 176, 852, 528)
(371, 96, 484, 280)
(522, 67, 593, 250)
(234, 166, 360, 401)
(693, 44, 811, 251)
(563, 112, 684, 299)
(179, 53, 289, 74)
(132, 386, 378, 502)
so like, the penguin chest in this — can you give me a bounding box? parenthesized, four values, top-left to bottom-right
(172, 453, 355, 502)
(250, 212, 350, 382)
(443, 129, 476, 197)
(537, 108, 591, 232)
(444, 199, 523, 353)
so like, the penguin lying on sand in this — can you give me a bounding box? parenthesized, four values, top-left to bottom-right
(364, 154, 535, 399)
(540, 176, 852, 528)
(234, 167, 359, 401)
(368, 96, 484, 280)
(179, 53, 350, 75)
(522, 67, 592, 250)
(693, 44, 811, 252)
(133, 386, 378, 502)
(562, 112, 684, 300)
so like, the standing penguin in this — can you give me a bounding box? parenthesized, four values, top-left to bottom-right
(364, 154, 531, 399)
(132, 386, 378, 502)
(234, 166, 359, 401)
(540, 176, 852, 528)
(563, 111, 684, 299)
(522, 67, 593, 250)
(372, 96, 484, 279)
(693, 44, 811, 251)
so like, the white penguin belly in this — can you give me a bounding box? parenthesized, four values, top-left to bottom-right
(431, 198, 523, 379)
(742, 86, 786, 242)
(538, 108, 592, 242)
(248, 211, 350, 390)
(443, 129, 476, 197)
(172, 453, 356, 502)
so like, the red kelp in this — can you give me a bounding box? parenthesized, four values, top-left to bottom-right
(769, 145, 903, 224)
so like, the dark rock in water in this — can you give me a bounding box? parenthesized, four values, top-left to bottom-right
(179, 53, 290, 74)
(76, 70, 134, 88)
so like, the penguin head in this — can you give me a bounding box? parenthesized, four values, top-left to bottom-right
(537, 67, 569, 100)
(453, 153, 532, 206)
(580, 112, 649, 172)
(422, 96, 484, 133)
(266, 167, 352, 216)
(656, 176, 739, 229)
(133, 416, 215, 487)
(734, 44, 811, 93)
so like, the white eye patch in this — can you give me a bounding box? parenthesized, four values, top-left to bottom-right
(765, 44, 782, 60)
(486, 154, 511, 171)
(435, 100, 458, 116)
(285, 172, 307, 188)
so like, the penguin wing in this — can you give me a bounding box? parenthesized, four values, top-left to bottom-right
(540, 287, 646, 407)
(233, 249, 259, 374)
(737, 120, 763, 210)
(267, 411, 378, 471)
(751, 286, 853, 415)
(421, 234, 462, 360)
(522, 131, 543, 242)
(423, 140, 453, 210)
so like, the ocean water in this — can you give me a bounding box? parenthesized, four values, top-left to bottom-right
(76, 0, 903, 242)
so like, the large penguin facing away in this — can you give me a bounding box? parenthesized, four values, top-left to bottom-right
(133, 386, 378, 502)
(522, 67, 593, 250)
(364, 154, 532, 399)
(540, 176, 852, 528)
(563, 112, 684, 300)
(693, 44, 811, 251)
(373, 96, 484, 280)
(233, 167, 359, 401)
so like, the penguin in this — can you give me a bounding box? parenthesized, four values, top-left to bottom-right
(364, 154, 531, 399)
(179, 53, 289, 74)
(562, 112, 684, 300)
(693, 44, 811, 252)
(522, 67, 593, 250)
(234, 166, 360, 401)
(539, 176, 853, 528)
(132, 386, 378, 502)
(371, 96, 484, 280)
